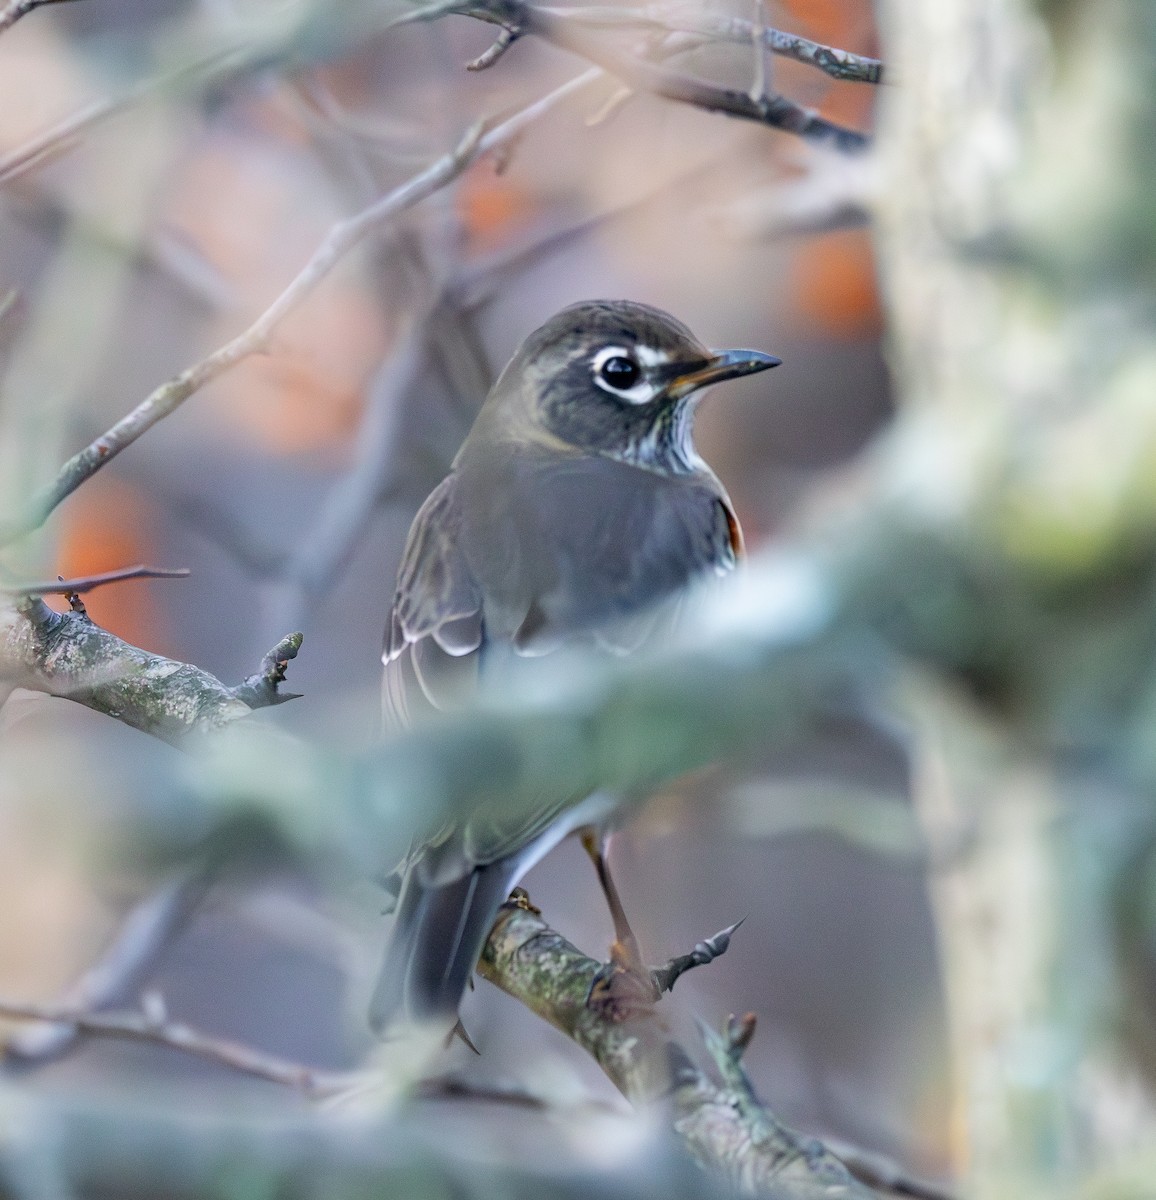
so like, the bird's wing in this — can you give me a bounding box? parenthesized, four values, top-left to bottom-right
(382, 474, 484, 730)
(429, 461, 740, 868)
(384, 458, 738, 873)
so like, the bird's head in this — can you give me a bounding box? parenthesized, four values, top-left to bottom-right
(478, 300, 780, 473)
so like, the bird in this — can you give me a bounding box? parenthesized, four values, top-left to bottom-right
(370, 299, 779, 1034)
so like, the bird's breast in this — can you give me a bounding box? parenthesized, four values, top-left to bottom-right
(454, 443, 735, 650)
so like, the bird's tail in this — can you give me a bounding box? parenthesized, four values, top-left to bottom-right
(368, 861, 519, 1034)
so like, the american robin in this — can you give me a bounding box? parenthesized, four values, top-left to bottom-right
(371, 299, 779, 1033)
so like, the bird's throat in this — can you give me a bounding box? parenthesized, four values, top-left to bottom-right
(604, 399, 703, 475)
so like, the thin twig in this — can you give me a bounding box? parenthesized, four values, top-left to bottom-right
(466, 24, 521, 70)
(0, 69, 602, 549)
(0, 565, 190, 596)
(404, 2, 872, 149)
(0, 44, 253, 186)
(525, 4, 869, 151)
(0, 995, 358, 1097)
(748, 0, 770, 105)
(538, 6, 885, 84)
(5, 866, 216, 1064)
(255, 321, 427, 644)
(231, 632, 304, 707)
(0, 96, 123, 184)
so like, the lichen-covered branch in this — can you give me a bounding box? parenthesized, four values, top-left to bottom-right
(0, 597, 301, 743)
(478, 897, 876, 1197)
(0, 1095, 728, 1200)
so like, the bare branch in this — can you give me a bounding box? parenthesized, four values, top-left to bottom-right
(5, 866, 215, 1064)
(0, 993, 358, 1097)
(0, 44, 255, 186)
(748, 0, 771, 105)
(405, 2, 871, 150)
(539, 6, 885, 85)
(0, 69, 602, 549)
(0, 95, 125, 184)
(0, 598, 303, 742)
(0, 565, 190, 596)
(466, 24, 521, 70)
(255, 320, 427, 642)
(478, 896, 876, 1196)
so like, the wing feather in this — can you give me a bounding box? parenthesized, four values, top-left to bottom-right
(382, 475, 483, 728)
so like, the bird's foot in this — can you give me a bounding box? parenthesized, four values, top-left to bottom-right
(443, 1017, 481, 1055)
(504, 886, 541, 915)
(585, 939, 660, 1022)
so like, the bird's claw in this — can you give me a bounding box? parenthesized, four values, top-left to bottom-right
(585, 939, 660, 1022)
(503, 886, 541, 915)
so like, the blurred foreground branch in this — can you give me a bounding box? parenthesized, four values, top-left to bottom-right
(0, 1096, 729, 1200)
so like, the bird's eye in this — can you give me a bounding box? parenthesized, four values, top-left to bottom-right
(598, 355, 640, 391)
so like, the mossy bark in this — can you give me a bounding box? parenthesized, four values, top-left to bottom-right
(876, 1, 1156, 1195)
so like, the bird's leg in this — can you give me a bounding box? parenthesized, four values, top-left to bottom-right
(580, 829, 643, 966)
(580, 829, 659, 1018)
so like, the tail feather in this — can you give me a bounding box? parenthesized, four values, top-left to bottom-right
(368, 860, 518, 1034)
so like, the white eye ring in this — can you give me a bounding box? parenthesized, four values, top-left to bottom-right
(592, 346, 659, 405)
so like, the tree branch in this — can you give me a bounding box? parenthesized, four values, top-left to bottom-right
(542, 6, 884, 85)
(400, 1, 871, 151)
(0, 597, 302, 743)
(0, 69, 602, 549)
(5, 866, 217, 1064)
(0, 992, 357, 1097)
(0, 565, 190, 596)
(478, 895, 878, 1197)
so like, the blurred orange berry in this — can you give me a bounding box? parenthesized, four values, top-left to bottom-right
(458, 162, 537, 253)
(54, 476, 164, 650)
(791, 227, 882, 339)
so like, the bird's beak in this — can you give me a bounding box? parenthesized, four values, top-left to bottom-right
(663, 349, 781, 399)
